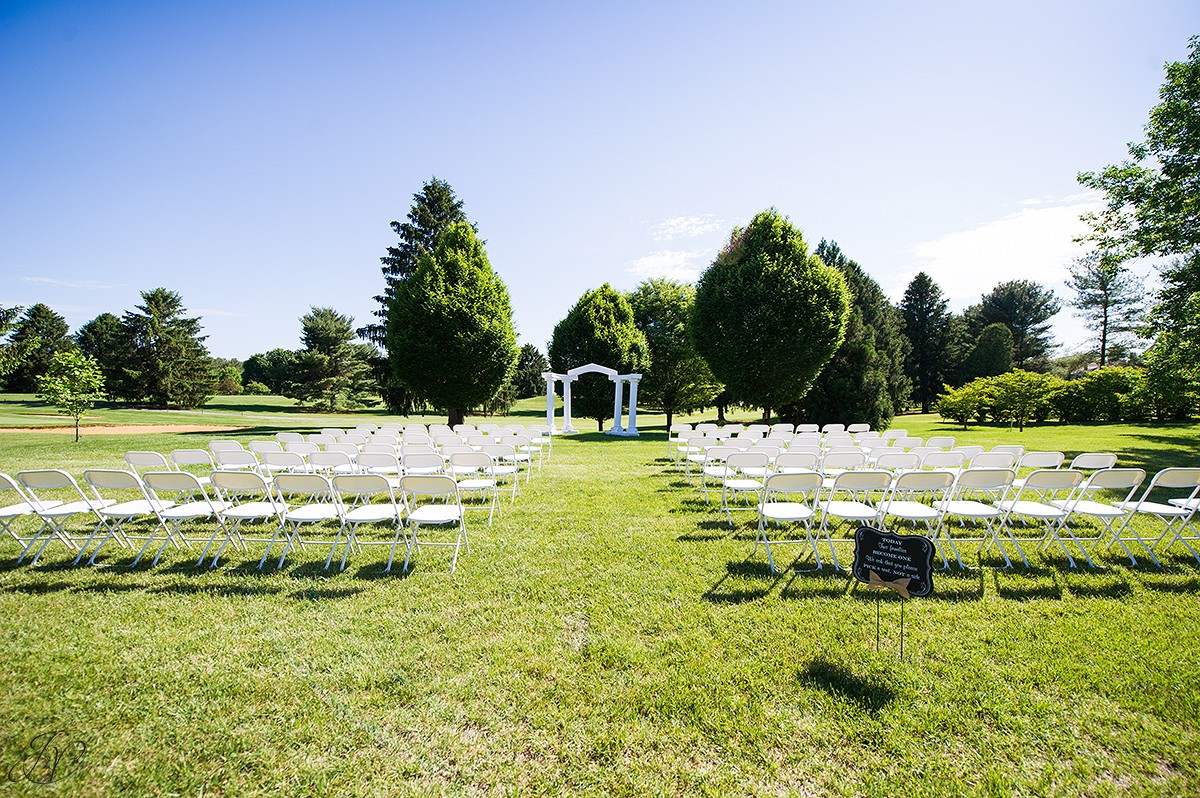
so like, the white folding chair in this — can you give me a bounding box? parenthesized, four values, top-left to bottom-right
(880, 470, 957, 568)
(699, 446, 738, 504)
(998, 469, 1088, 567)
(818, 470, 893, 569)
(214, 449, 261, 474)
(0, 472, 62, 560)
(307, 450, 356, 476)
(481, 444, 521, 502)
(205, 471, 285, 568)
(1068, 452, 1118, 474)
(756, 471, 824, 573)
(170, 449, 216, 485)
(332, 473, 404, 572)
(260, 450, 309, 476)
(1113, 467, 1200, 564)
(774, 451, 819, 474)
(355, 452, 403, 487)
(941, 468, 1018, 567)
(79, 469, 174, 566)
(209, 440, 245, 454)
(402, 451, 445, 476)
(275, 431, 305, 444)
(448, 451, 499, 525)
(16, 470, 110, 565)
(269, 473, 343, 570)
(398, 475, 467, 574)
(1054, 468, 1147, 565)
(248, 440, 284, 456)
(721, 451, 769, 527)
(124, 451, 175, 476)
(925, 436, 956, 450)
(501, 435, 535, 483)
(140, 471, 229, 567)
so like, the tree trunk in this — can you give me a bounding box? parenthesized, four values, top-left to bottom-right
(761, 407, 771, 423)
(447, 407, 465, 428)
(665, 409, 673, 433)
(74, 416, 80, 443)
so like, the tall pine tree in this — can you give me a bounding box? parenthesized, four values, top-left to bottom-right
(900, 272, 951, 412)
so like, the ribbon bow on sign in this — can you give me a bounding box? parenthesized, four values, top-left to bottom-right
(868, 570, 911, 599)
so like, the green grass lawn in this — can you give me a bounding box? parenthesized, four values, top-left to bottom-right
(0, 396, 1198, 796)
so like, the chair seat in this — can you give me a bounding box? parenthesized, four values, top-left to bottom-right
(761, 502, 815, 523)
(344, 505, 400, 524)
(285, 506, 340, 523)
(45, 499, 114, 517)
(941, 500, 1000, 518)
(409, 505, 463, 525)
(1167, 497, 1200, 511)
(222, 502, 279, 520)
(162, 500, 228, 520)
(456, 478, 496, 492)
(998, 500, 1068, 519)
(98, 499, 173, 518)
(824, 500, 878, 520)
(0, 500, 62, 518)
(1051, 499, 1124, 518)
(882, 501, 939, 521)
(723, 478, 762, 492)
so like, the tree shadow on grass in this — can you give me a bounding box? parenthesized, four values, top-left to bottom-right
(702, 560, 780, 604)
(922, 567, 984, 602)
(288, 585, 364, 601)
(798, 658, 896, 714)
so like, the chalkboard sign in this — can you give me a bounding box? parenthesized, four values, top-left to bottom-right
(852, 527, 935, 599)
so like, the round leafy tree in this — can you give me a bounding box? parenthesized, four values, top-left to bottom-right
(387, 221, 518, 427)
(549, 284, 650, 431)
(692, 210, 850, 419)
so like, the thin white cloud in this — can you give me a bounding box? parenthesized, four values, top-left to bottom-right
(627, 250, 706, 282)
(902, 196, 1103, 307)
(21, 276, 120, 290)
(651, 215, 724, 241)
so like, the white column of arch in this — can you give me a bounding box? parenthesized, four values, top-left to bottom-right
(562, 376, 577, 434)
(626, 376, 640, 436)
(543, 372, 557, 432)
(610, 376, 625, 434)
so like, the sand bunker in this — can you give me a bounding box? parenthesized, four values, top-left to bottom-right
(0, 425, 249, 435)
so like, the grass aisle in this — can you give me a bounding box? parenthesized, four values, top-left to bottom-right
(0, 421, 1198, 795)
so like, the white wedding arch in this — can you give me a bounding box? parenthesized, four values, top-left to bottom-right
(542, 363, 641, 437)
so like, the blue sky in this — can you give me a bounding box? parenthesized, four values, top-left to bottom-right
(2, 1, 1196, 359)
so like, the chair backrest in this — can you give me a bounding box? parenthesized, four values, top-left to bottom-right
(762, 471, 823, 498)
(275, 431, 305, 444)
(215, 450, 259, 469)
(125, 451, 173, 473)
(83, 468, 144, 493)
(209, 469, 273, 495)
(726, 451, 769, 472)
(703, 446, 738, 465)
(1069, 452, 1118, 471)
(792, 433, 822, 447)
(891, 436, 923, 450)
(991, 444, 1025, 458)
(925, 436, 956, 450)
(873, 452, 919, 471)
(953, 467, 1016, 492)
(970, 452, 1016, 469)
(921, 451, 967, 470)
(823, 433, 854, 448)
(171, 449, 216, 470)
(821, 423, 846, 434)
(890, 469, 954, 493)
(450, 451, 494, 472)
(285, 441, 319, 456)
(18, 469, 82, 494)
(466, 435, 495, 448)
(822, 451, 866, 472)
(403, 432, 433, 446)
(372, 434, 399, 446)
(846, 423, 871, 434)
(954, 445, 985, 460)
(669, 423, 693, 436)
(360, 443, 397, 455)
(453, 424, 477, 435)
(263, 451, 307, 471)
(758, 437, 789, 450)
(775, 451, 819, 472)
(1017, 451, 1065, 470)
(248, 440, 284, 455)
(308, 451, 354, 470)
(209, 440, 244, 453)
(881, 429, 908, 440)
(339, 434, 368, 446)
(356, 452, 402, 473)
(0, 472, 32, 503)
(441, 444, 474, 458)
(143, 470, 209, 496)
(307, 433, 336, 446)
(274, 473, 335, 498)
(1145, 466, 1200, 491)
(829, 469, 892, 493)
(736, 429, 764, 440)
(400, 474, 460, 500)
(795, 424, 819, 434)
(770, 423, 795, 435)
(1080, 467, 1145, 494)
(906, 447, 941, 462)
(320, 428, 344, 438)
(326, 443, 360, 457)
(1018, 468, 1085, 493)
(332, 473, 395, 501)
(403, 452, 445, 472)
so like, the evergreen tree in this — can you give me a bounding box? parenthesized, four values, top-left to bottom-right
(76, 312, 127, 401)
(120, 288, 215, 408)
(628, 278, 721, 430)
(899, 272, 951, 412)
(513, 343, 549, 399)
(1066, 249, 1145, 366)
(692, 210, 850, 421)
(0, 305, 21, 376)
(286, 308, 378, 412)
(972, 280, 1061, 371)
(4, 303, 74, 392)
(962, 322, 1014, 380)
(789, 241, 910, 429)
(364, 177, 472, 413)
(549, 284, 650, 431)
(388, 222, 518, 427)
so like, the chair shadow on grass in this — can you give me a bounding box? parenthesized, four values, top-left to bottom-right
(779, 563, 853, 600)
(798, 658, 896, 714)
(702, 560, 781, 603)
(151, 582, 284, 598)
(1, 580, 76, 595)
(992, 565, 1063, 601)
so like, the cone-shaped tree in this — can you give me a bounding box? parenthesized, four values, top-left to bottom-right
(549, 284, 650, 431)
(692, 210, 850, 420)
(5, 303, 73, 393)
(387, 221, 518, 428)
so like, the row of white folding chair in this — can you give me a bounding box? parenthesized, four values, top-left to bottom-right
(5, 467, 469, 574)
